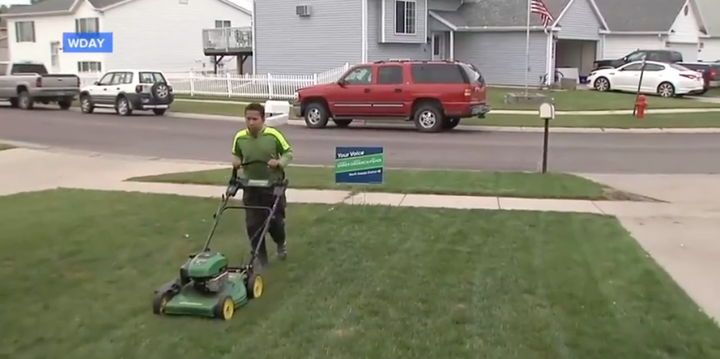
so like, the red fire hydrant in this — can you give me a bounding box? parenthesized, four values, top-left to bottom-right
(634, 94, 647, 119)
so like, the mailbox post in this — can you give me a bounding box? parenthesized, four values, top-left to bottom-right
(539, 102, 555, 174)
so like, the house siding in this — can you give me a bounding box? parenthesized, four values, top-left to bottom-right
(381, 0, 427, 43)
(103, 0, 251, 73)
(700, 38, 720, 61)
(255, 0, 361, 74)
(6, 1, 105, 73)
(556, 0, 601, 40)
(455, 32, 548, 86)
(368, 0, 430, 61)
(601, 35, 665, 59)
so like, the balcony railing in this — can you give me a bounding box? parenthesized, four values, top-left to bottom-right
(202, 27, 252, 55)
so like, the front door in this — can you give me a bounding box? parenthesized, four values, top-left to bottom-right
(432, 33, 446, 60)
(328, 66, 373, 117)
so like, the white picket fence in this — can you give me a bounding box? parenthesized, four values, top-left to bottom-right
(77, 64, 351, 100)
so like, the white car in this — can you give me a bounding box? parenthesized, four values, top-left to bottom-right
(79, 69, 174, 116)
(587, 61, 705, 97)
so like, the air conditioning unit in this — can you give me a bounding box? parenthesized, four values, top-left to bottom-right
(296, 5, 311, 17)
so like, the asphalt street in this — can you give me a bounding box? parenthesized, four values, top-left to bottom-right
(2, 106, 720, 174)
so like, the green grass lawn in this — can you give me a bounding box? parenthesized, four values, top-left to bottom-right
(467, 112, 720, 128)
(0, 143, 15, 151)
(1, 189, 718, 359)
(129, 167, 618, 200)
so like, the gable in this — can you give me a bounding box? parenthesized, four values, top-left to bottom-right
(694, 0, 720, 36)
(595, 0, 686, 32)
(555, 0, 605, 39)
(668, 0, 700, 43)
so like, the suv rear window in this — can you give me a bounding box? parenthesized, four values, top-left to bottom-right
(410, 64, 467, 84)
(669, 51, 683, 62)
(459, 63, 484, 84)
(139, 72, 167, 84)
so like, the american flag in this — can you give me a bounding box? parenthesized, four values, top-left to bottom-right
(531, 0, 555, 28)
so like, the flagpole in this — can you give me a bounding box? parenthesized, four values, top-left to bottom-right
(525, 0, 531, 96)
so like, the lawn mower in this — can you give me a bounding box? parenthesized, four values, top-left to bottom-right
(152, 163, 288, 321)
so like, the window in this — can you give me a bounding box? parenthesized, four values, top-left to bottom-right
(77, 61, 102, 73)
(50, 42, 60, 68)
(341, 67, 372, 84)
(97, 72, 115, 85)
(110, 72, 134, 85)
(10, 63, 48, 74)
(460, 63, 484, 84)
(394, 0, 416, 34)
(620, 63, 644, 71)
(410, 64, 466, 84)
(643, 64, 665, 72)
(139, 72, 167, 84)
(625, 51, 646, 62)
(215, 20, 231, 28)
(75, 17, 100, 33)
(377, 65, 403, 84)
(15, 21, 35, 42)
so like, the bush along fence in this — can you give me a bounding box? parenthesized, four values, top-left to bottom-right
(77, 64, 351, 100)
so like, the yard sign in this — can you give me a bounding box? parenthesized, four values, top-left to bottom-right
(334, 147, 384, 184)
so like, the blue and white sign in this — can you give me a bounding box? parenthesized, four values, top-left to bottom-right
(334, 146, 384, 184)
(62, 32, 113, 53)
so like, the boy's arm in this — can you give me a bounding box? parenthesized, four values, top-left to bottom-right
(231, 137, 243, 167)
(270, 128, 293, 168)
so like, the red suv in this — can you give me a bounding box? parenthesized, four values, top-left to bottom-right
(294, 60, 490, 132)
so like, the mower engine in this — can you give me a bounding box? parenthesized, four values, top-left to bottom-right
(180, 251, 230, 292)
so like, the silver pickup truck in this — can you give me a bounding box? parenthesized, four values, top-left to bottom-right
(0, 61, 81, 110)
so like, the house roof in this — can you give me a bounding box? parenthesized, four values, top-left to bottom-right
(443, 0, 571, 28)
(1, 0, 250, 17)
(594, 0, 686, 32)
(695, 0, 720, 36)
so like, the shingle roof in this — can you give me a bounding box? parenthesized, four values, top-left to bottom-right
(444, 0, 571, 28)
(594, 0, 686, 32)
(1, 0, 123, 15)
(695, 0, 720, 36)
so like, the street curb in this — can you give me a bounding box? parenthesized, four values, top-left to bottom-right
(163, 113, 720, 134)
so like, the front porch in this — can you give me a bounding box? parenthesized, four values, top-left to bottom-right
(430, 31, 456, 61)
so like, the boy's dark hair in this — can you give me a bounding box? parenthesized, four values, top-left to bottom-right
(245, 102, 265, 118)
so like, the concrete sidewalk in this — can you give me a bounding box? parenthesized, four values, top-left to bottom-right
(175, 98, 720, 115)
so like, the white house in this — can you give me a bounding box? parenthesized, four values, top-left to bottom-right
(0, 0, 252, 75)
(595, 0, 712, 63)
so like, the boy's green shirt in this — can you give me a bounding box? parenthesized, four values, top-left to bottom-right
(231, 126, 293, 181)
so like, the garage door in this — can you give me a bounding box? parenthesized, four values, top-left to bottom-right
(667, 43, 699, 62)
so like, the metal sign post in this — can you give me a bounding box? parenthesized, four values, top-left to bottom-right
(538, 102, 555, 174)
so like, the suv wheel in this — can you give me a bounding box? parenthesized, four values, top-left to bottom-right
(115, 96, 133, 116)
(442, 117, 461, 130)
(413, 104, 444, 133)
(80, 94, 95, 114)
(333, 119, 352, 128)
(304, 102, 329, 128)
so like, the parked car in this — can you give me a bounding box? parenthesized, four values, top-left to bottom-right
(678, 62, 720, 92)
(588, 61, 704, 97)
(0, 61, 80, 110)
(79, 70, 174, 116)
(593, 50, 683, 70)
(294, 60, 489, 133)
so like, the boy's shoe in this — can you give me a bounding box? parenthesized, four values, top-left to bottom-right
(276, 243, 287, 260)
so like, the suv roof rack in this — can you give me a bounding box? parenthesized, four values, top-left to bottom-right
(373, 59, 464, 64)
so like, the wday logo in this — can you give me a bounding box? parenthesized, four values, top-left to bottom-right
(62, 32, 113, 53)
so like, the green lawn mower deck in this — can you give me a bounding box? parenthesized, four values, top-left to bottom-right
(152, 165, 287, 321)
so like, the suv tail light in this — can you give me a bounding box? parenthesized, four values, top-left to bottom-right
(464, 88, 472, 97)
(35, 77, 42, 87)
(710, 69, 716, 80)
(135, 85, 142, 93)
